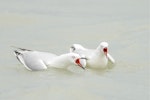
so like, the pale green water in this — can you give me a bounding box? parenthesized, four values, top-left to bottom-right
(0, 0, 149, 100)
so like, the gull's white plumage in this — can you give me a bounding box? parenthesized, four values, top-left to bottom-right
(13, 48, 86, 71)
(70, 42, 115, 68)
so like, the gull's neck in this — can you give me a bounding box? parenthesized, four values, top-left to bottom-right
(87, 48, 108, 68)
(95, 47, 105, 56)
(47, 54, 72, 68)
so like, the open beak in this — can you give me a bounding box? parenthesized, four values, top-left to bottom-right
(80, 57, 88, 60)
(75, 58, 86, 70)
(79, 64, 85, 70)
(77, 62, 85, 70)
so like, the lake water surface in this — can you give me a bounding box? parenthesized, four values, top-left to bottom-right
(0, 0, 149, 100)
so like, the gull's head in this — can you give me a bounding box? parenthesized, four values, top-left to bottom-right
(70, 44, 85, 53)
(69, 53, 87, 70)
(97, 42, 108, 56)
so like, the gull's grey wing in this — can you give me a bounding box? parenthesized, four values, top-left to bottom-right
(14, 50, 48, 71)
(21, 52, 48, 71)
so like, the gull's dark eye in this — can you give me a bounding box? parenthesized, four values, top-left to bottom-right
(71, 46, 75, 51)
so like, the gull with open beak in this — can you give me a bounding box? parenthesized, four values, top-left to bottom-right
(13, 47, 86, 71)
(70, 42, 115, 68)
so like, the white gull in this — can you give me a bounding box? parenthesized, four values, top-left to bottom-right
(70, 42, 115, 68)
(13, 47, 86, 71)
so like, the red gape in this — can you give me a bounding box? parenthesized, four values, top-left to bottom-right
(75, 58, 85, 70)
(75, 59, 80, 64)
(103, 48, 108, 53)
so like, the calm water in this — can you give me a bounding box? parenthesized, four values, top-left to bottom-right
(0, 0, 149, 100)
